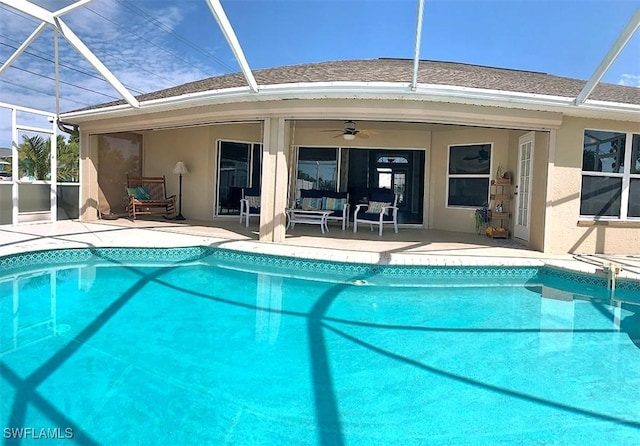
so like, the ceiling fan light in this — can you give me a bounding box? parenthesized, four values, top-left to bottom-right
(343, 133, 356, 141)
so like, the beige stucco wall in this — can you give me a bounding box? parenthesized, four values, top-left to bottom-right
(134, 122, 262, 221)
(430, 127, 512, 233)
(530, 131, 549, 252)
(291, 121, 431, 149)
(75, 97, 640, 254)
(548, 116, 640, 254)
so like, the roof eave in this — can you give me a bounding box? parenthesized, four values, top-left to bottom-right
(61, 82, 640, 124)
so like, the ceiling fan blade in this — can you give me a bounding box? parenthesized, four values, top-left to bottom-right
(359, 129, 378, 136)
(320, 129, 344, 133)
(356, 133, 370, 139)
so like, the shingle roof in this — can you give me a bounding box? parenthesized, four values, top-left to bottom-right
(73, 58, 640, 112)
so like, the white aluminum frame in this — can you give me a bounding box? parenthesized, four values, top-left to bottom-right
(576, 8, 640, 105)
(0, 102, 58, 225)
(0, 0, 139, 108)
(2, 1, 638, 118)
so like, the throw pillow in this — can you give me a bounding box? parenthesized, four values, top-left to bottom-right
(127, 187, 150, 200)
(301, 197, 321, 210)
(323, 197, 346, 211)
(246, 196, 261, 209)
(136, 187, 150, 200)
(365, 201, 391, 215)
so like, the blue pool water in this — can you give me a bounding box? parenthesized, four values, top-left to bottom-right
(1, 248, 639, 445)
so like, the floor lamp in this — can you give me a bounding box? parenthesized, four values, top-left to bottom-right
(173, 161, 188, 220)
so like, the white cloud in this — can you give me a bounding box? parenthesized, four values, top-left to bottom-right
(0, 0, 230, 115)
(618, 74, 640, 88)
(1, 0, 234, 148)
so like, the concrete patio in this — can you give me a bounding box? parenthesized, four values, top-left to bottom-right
(1, 218, 639, 282)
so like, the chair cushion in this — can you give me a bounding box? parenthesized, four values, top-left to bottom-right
(365, 201, 391, 215)
(322, 191, 347, 199)
(246, 196, 261, 209)
(127, 187, 150, 200)
(300, 189, 324, 199)
(301, 197, 322, 210)
(323, 197, 346, 211)
(370, 189, 394, 201)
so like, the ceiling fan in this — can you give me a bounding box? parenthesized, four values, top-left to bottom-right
(320, 121, 376, 140)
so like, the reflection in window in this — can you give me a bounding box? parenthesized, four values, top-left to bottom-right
(217, 141, 262, 215)
(631, 135, 640, 175)
(377, 156, 408, 164)
(296, 147, 337, 195)
(447, 144, 491, 207)
(581, 130, 639, 219)
(629, 178, 640, 218)
(582, 130, 625, 173)
(580, 176, 622, 217)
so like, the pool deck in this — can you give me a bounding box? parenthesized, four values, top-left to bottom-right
(1, 218, 639, 282)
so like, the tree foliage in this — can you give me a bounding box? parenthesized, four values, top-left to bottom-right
(19, 135, 50, 180)
(17, 134, 79, 182)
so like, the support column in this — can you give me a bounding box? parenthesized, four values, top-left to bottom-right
(79, 132, 99, 221)
(259, 118, 289, 242)
(542, 129, 557, 254)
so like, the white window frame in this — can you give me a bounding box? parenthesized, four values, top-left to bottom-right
(446, 142, 493, 209)
(580, 129, 640, 221)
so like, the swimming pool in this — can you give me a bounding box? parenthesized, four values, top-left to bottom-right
(1, 247, 639, 445)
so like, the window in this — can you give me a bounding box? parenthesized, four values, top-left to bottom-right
(296, 147, 338, 199)
(447, 143, 492, 207)
(581, 130, 640, 219)
(377, 155, 408, 164)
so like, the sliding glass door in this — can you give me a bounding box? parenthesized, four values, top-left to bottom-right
(217, 141, 262, 215)
(293, 147, 425, 224)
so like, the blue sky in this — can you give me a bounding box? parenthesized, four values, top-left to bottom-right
(0, 0, 639, 117)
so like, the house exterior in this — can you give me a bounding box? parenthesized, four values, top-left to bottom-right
(61, 58, 640, 255)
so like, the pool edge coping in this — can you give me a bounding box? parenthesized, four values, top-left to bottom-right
(2, 242, 639, 291)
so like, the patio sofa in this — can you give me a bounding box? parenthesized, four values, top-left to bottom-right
(298, 189, 350, 230)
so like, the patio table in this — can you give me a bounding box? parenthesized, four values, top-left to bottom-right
(286, 209, 331, 234)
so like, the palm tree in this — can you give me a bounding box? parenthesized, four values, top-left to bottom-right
(18, 135, 50, 180)
(17, 135, 80, 182)
(55, 135, 79, 182)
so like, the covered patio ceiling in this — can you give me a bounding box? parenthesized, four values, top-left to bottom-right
(1, 0, 639, 121)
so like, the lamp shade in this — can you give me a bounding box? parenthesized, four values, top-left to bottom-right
(173, 161, 189, 175)
(343, 133, 356, 141)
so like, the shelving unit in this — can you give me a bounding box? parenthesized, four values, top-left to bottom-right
(487, 178, 511, 239)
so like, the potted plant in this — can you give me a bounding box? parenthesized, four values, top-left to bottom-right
(475, 204, 489, 234)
